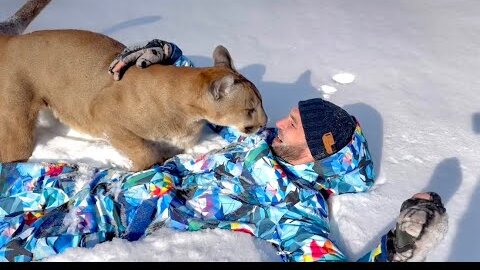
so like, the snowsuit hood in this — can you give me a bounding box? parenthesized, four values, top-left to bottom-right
(310, 119, 375, 194)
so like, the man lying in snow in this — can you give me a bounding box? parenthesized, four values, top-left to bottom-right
(0, 41, 448, 262)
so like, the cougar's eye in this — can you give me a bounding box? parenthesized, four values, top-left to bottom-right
(246, 108, 255, 117)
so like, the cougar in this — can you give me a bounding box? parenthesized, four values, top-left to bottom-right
(0, 0, 268, 171)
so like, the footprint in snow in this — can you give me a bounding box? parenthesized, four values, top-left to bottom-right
(318, 72, 355, 99)
(332, 72, 355, 84)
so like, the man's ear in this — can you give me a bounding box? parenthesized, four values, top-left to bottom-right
(213, 45, 236, 71)
(209, 74, 235, 100)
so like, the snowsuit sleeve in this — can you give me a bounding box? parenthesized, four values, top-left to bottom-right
(207, 124, 245, 143)
(357, 231, 392, 262)
(274, 196, 393, 262)
(276, 221, 393, 262)
(273, 197, 349, 262)
(208, 124, 277, 143)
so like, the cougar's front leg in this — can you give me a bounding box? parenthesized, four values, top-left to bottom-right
(0, 111, 37, 163)
(0, 85, 38, 163)
(106, 129, 166, 171)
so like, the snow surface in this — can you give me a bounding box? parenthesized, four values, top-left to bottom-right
(1, 0, 479, 262)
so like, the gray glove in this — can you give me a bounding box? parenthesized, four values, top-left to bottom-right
(108, 39, 183, 80)
(388, 192, 448, 262)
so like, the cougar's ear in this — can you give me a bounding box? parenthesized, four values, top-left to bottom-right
(209, 74, 235, 100)
(213, 45, 236, 71)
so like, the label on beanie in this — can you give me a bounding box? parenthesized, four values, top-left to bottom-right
(322, 132, 336, 155)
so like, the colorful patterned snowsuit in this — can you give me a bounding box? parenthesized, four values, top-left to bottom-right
(0, 123, 390, 262)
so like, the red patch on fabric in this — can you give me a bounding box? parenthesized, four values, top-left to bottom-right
(151, 186, 162, 196)
(151, 186, 171, 197)
(310, 240, 337, 259)
(232, 228, 255, 236)
(24, 212, 43, 226)
(310, 240, 328, 259)
(46, 164, 64, 177)
(273, 163, 287, 178)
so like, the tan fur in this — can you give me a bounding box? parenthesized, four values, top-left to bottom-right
(0, 3, 267, 171)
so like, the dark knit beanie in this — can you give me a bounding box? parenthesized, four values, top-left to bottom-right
(298, 98, 356, 161)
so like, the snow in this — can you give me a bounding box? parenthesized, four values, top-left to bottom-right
(332, 73, 355, 84)
(1, 0, 479, 262)
(320, 84, 339, 93)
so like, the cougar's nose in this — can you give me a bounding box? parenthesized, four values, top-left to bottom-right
(244, 126, 255, 134)
(261, 114, 268, 127)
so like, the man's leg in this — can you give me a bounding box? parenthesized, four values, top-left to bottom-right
(358, 192, 448, 262)
(0, 163, 178, 261)
(0, 162, 95, 262)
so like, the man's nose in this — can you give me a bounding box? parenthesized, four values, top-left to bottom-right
(276, 118, 285, 129)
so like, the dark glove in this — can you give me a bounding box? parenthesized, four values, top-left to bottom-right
(387, 192, 448, 262)
(108, 39, 183, 80)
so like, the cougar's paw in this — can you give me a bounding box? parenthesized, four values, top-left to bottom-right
(390, 192, 448, 262)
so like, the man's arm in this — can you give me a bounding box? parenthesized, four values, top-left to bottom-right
(108, 39, 194, 80)
(274, 220, 348, 262)
(358, 192, 448, 262)
(275, 192, 448, 262)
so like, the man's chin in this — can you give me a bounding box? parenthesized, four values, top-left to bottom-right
(272, 137, 282, 147)
(271, 143, 305, 165)
(271, 144, 287, 161)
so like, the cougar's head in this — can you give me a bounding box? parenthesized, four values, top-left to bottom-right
(204, 45, 268, 135)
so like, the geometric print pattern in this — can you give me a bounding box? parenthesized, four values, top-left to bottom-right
(1, 122, 387, 262)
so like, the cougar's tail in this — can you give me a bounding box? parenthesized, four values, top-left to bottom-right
(0, 0, 51, 35)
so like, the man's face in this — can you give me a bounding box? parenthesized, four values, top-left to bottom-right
(272, 107, 315, 165)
